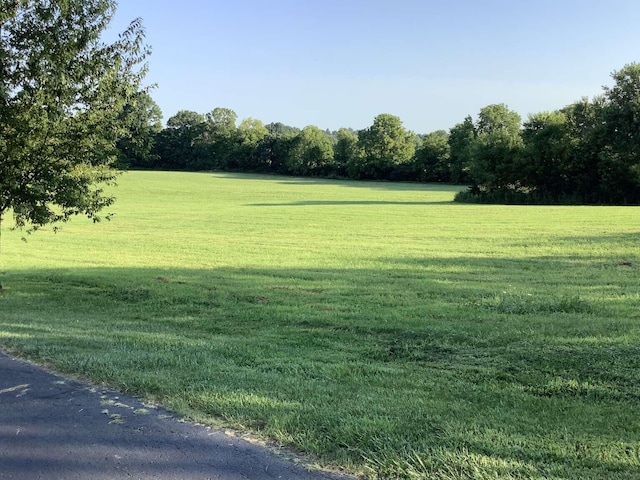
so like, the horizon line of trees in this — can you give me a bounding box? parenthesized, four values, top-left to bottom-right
(118, 63, 640, 205)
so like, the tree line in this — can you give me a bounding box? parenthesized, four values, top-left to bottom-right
(119, 64, 640, 205)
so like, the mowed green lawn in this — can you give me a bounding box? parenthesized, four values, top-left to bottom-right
(1, 171, 639, 479)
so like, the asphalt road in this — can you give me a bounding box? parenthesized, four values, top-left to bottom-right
(0, 350, 355, 480)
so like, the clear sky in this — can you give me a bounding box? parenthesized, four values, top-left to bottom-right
(106, 0, 640, 133)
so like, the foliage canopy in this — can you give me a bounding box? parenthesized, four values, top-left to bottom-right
(0, 0, 149, 235)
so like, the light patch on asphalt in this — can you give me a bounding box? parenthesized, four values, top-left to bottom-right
(109, 413, 124, 425)
(101, 398, 132, 409)
(0, 384, 29, 395)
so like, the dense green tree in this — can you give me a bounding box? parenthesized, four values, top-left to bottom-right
(206, 107, 237, 133)
(468, 129, 524, 193)
(265, 122, 300, 137)
(600, 63, 640, 202)
(203, 107, 237, 169)
(476, 103, 522, 136)
(253, 124, 299, 174)
(240, 122, 298, 174)
(156, 110, 206, 170)
(604, 64, 640, 150)
(459, 88, 640, 204)
(0, 0, 149, 237)
(166, 110, 205, 130)
(237, 118, 268, 145)
(286, 125, 334, 176)
(467, 105, 523, 193)
(520, 111, 573, 199)
(356, 114, 416, 179)
(413, 130, 450, 182)
(522, 83, 640, 205)
(117, 91, 163, 168)
(509, 79, 639, 205)
(233, 118, 268, 171)
(448, 116, 476, 183)
(559, 97, 609, 203)
(334, 128, 361, 177)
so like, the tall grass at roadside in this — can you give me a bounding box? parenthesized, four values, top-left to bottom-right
(1, 171, 639, 479)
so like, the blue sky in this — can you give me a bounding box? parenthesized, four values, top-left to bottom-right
(107, 0, 640, 133)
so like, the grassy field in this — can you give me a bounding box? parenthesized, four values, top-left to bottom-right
(1, 171, 639, 479)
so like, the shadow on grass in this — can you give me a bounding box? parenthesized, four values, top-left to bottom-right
(1, 255, 639, 478)
(211, 171, 465, 193)
(248, 200, 454, 207)
(557, 231, 640, 246)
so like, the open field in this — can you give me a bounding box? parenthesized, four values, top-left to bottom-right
(1, 171, 639, 479)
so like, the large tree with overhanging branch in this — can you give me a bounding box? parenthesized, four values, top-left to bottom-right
(0, 0, 149, 246)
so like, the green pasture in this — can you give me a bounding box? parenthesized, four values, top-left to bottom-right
(1, 171, 639, 479)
